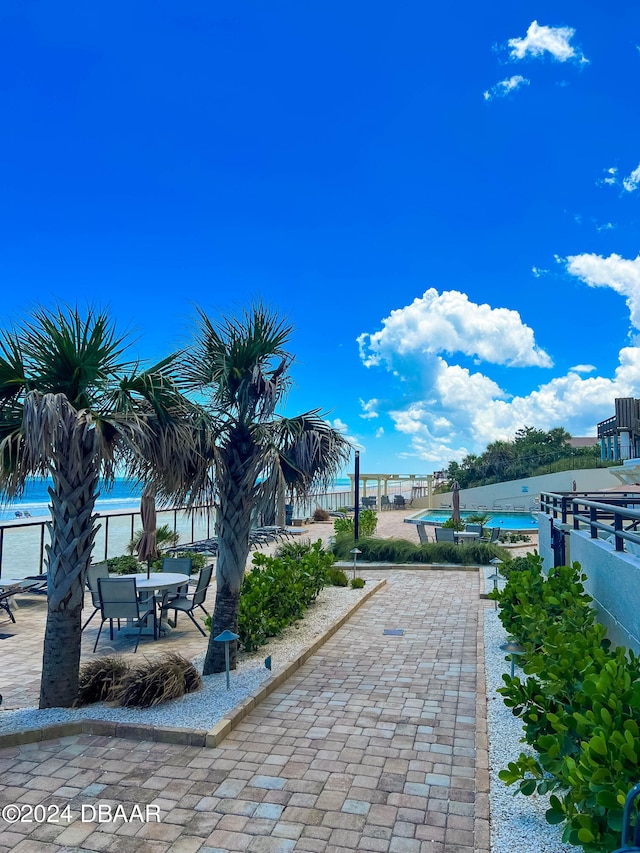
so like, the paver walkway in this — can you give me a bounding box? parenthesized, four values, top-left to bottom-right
(0, 570, 488, 853)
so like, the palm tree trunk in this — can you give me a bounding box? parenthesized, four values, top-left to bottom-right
(39, 449, 100, 709)
(202, 447, 255, 675)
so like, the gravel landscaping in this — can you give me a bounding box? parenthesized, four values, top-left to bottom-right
(483, 567, 579, 853)
(0, 580, 373, 735)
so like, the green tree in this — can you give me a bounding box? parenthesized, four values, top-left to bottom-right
(0, 307, 194, 708)
(182, 305, 351, 674)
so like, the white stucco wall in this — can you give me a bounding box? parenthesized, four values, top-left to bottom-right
(424, 467, 622, 511)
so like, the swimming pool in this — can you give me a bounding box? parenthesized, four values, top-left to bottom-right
(413, 510, 539, 531)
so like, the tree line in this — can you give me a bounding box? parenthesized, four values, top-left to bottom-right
(444, 426, 604, 490)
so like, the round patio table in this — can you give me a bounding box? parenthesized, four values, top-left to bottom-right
(109, 572, 190, 635)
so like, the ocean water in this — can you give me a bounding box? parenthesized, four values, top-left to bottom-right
(0, 476, 354, 521)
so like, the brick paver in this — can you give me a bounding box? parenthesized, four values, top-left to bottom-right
(0, 570, 488, 852)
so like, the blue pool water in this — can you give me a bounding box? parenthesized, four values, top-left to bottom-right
(416, 510, 538, 530)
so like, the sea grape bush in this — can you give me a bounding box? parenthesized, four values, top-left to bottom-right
(492, 553, 640, 852)
(333, 509, 378, 537)
(236, 540, 335, 652)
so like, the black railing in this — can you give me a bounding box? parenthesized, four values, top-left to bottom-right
(540, 491, 640, 554)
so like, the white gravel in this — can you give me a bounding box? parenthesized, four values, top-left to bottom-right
(0, 581, 372, 735)
(483, 567, 579, 853)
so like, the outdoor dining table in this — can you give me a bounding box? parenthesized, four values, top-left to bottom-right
(109, 572, 190, 636)
(454, 531, 481, 544)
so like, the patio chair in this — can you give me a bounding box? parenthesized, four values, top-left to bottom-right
(488, 527, 501, 543)
(466, 523, 483, 537)
(94, 577, 157, 653)
(416, 523, 429, 545)
(82, 562, 109, 631)
(435, 527, 456, 543)
(381, 496, 392, 511)
(159, 564, 213, 637)
(393, 495, 406, 509)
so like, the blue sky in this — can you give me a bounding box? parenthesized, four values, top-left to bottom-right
(1, 1, 640, 474)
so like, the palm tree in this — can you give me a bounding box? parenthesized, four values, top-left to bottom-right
(0, 306, 195, 708)
(182, 305, 352, 674)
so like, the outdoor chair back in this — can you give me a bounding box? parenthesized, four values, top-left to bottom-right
(435, 527, 456, 543)
(489, 527, 501, 543)
(393, 495, 406, 508)
(466, 524, 483, 536)
(416, 523, 429, 545)
(94, 577, 156, 653)
(160, 564, 213, 637)
(83, 562, 110, 631)
(381, 496, 392, 510)
(161, 556, 192, 576)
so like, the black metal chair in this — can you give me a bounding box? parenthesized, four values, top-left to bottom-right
(393, 495, 406, 509)
(159, 565, 213, 637)
(93, 577, 157, 653)
(416, 523, 429, 545)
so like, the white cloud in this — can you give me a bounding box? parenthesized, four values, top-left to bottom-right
(531, 266, 549, 278)
(357, 264, 640, 467)
(623, 163, 640, 192)
(357, 288, 552, 371)
(599, 167, 618, 187)
(332, 418, 365, 452)
(565, 252, 640, 331)
(508, 20, 587, 64)
(359, 398, 379, 419)
(596, 221, 615, 231)
(483, 75, 530, 102)
(375, 427, 384, 438)
(569, 364, 596, 374)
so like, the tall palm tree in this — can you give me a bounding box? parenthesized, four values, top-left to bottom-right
(182, 305, 352, 675)
(0, 306, 195, 708)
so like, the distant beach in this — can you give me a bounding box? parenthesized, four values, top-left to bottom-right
(0, 476, 355, 582)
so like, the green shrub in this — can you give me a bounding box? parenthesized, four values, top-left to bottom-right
(76, 656, 131, 706)
(334, 509, 378, 537)
(274, 539, 315, 560)
(332, 534, 507, 566)
(350, 577, 365, 589)
(114, 653, 202, 707)
(493, 554, 640, 852)
(467, 512, 492, 525)
(107, 555, 144, 574)
(327, 567, 348, 586)
(235, 541, 335, 651)
(151, 550, 206, 573)
(441, 517, 465, 531)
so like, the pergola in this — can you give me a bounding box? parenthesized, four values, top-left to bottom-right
(347, 473, 433, 508)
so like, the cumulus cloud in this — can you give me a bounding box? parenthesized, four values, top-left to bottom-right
(359, 398, 380, 419)
(600, 167, 618, 187)
(357, 266, 640, 466)
(623, 163, 640, 192)
(357, 289, 552, 372)
(483, 75, 530, 101)
(508, 20, 587, 63)
(565, 252, 640, 331)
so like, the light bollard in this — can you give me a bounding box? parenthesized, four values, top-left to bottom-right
(214, 630, 239, 690)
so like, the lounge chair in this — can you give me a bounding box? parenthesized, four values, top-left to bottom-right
(0, 587, 18, 623)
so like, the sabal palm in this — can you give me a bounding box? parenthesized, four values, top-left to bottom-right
(183, 306, 351, 675)
(0, 307, 194, 708)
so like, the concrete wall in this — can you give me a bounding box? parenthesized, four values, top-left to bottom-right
(421, 467, 622, 511)
(570, 530, 640, 652)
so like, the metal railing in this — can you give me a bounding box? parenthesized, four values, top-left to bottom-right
(540, 491, 640, 554)
(0, 482, 417, 579)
